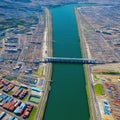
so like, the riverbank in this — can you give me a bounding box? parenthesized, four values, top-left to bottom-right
(43, 5, 90, 120)
(75, 4, 120, 120)
(35, 8, 53, 120)
(75, 7, 96, 120)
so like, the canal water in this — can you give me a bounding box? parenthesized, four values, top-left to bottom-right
(43, 4, 90, 120)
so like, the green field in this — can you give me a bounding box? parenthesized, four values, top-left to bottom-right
(93, 75, 100, 81)
(94, 84, 104, 95)
(7, 91, 14, 95)
(27, 106, 37, 120)
(22, 94, 29, 102)
(102, 71, 120, 75)
(29, 96, 40, 103)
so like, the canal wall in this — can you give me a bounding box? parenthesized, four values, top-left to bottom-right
(36, 8, 53, 120)
(75, 7, 96, 120)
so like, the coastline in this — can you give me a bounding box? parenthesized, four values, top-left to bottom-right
(35, 8, 53, 120)
(75, 7, 96, 120)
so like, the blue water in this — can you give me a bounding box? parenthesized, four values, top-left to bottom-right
(43, 4, 90, 120)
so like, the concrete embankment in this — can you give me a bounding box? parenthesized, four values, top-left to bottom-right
(75, 7, 98, 120)
(35, 8, 53, 120)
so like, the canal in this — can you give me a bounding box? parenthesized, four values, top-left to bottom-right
(43, 4, 90, 120)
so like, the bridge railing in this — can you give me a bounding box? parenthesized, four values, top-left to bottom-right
(43, 57, 96, 64)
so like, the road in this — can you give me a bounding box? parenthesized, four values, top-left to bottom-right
(35, 8, 52, 120)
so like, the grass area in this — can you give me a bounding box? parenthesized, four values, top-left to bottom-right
(22, 94, 29, 102)
(0, 16, 38, 31)
(27, 106, 37, 120)
(7, 91, 14, 95)
(94, 84, 104, 95)
(42, 67, 44, 76)
(86, 84, 92, 120)
(2, 75, 17, 81)
(102, 71, 120, 75)
(33, 66, 44, 77)
(83, 64, 93, 120)
(33, 68, 41, 76)
(33, 67, 42, 76)
(85, 71, 93, 120)
(29, 96, 40, 103)
(93, 74, 100, 81)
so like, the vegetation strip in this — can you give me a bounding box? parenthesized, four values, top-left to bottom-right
(75, 8, 93, 120)
(94, 84, 104, 95)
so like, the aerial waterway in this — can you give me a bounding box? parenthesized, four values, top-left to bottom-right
(43, 4, 90, 120)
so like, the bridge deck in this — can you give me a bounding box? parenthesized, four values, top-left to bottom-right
(40, 57, 96, 64)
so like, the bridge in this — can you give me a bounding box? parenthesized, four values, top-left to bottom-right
(39, 57, 97, 64)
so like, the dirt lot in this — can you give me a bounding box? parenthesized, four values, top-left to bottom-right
(92, 63, 120, 73)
